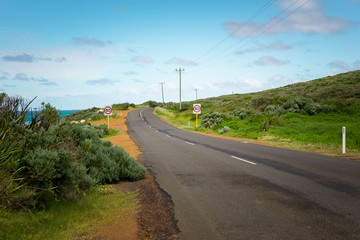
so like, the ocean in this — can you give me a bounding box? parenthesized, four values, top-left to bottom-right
(25, 110, 80, 123)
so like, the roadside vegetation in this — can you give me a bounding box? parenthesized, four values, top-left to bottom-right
(155, 70, 360, 155)
(0, 93, 146, 238)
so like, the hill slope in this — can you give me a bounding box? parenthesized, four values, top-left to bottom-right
(156, 70, 360, 155)
(192, 70, 360, 113)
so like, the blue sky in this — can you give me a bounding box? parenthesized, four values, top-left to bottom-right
(0, 0, 359, 109)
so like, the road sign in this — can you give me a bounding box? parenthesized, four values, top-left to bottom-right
(104, 105, 113, 116)
(193, 104, 201, 114)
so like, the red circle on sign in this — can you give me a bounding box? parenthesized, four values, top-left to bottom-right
(104, 106, 112, 114)
(193, 105, 201, 113)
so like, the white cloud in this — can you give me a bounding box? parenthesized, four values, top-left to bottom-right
(2, 54, 34, 62)
(352, 60, 360, 69)
(14, 73, 29, 81)
(269, 42, 292, 50)
(122, 71, 138, 76)
(207, 76, 263, 93)
(224, 0, 352, 37)
(254, 56, 287, 66)
(165, 57, 198, 66)
(236, 41, 292, 55)
(86, 78, 118, 85)
(72, 37, 112, 47)
(237, 76, 263, 89)
(130, 56, 154, 63)
(119, 87, 140, 95)
(327, 60, 350, 72)
(147, 83, 161, 93)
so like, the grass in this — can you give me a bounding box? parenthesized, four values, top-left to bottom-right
(0, 186, 138, 240)
(102, 128, 119, 138)
(268, 113, 360, 151)
(154, 70, 360, 157)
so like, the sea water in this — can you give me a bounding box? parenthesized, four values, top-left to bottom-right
(25, 110, 80, 123)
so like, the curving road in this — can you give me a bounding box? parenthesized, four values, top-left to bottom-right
(127, 108, 360, 240)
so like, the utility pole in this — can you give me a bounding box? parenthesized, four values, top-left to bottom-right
(160, 82, 165, 106)
(195, 88, 199, 100)
(176, 68, 184, 111)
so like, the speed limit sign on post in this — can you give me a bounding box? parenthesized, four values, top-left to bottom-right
(104, 105, 113, 116)
(193, 104, 201, 114)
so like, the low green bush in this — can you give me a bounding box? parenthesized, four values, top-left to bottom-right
(201, 112, 224, 129)
(229, 109, 247, 119)
(218, 126, 230, 134)
(0, 95, 146, 210)
(283, 97, 329, 115)
(264, 105, 286, 116)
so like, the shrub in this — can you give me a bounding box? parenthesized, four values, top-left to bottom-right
(113, 102, 130, 110)
(39, 102, 60, 129)
(218, 126, 230, 134)
(282, 97, 328, 115)
(229, 109, 247, 119)
(252, 97, 272, 110)
(260, 115, 284, 131)
(0, 94, 36, 209)
(264, 105, 286, 116)
(201, 112, 224, 129)
(1, 99, 146, 209)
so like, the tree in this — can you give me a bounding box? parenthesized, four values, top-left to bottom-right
(40, 102, 60, 128)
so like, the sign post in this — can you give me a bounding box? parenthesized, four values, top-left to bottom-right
(104, 105, 113, 129)
(342, 126, 346, 154)
(193, 104, 201, 128)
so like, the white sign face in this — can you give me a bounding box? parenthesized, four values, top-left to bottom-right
(104, 106, 113, 116)
(193, 104, 201, 114)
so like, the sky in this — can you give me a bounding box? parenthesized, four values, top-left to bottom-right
(0, 0, 359, 110)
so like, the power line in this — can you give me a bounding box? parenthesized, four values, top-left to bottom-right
(193, 0, 277, 63)
(205, 0, 309, 66)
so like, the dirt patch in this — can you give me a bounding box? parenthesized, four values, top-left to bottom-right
(87, 110, 179, 239)
(137, 166, 179, 240)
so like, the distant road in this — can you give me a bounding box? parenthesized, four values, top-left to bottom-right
(127, 109, 360, 240)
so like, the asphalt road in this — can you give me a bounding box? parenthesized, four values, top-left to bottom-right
(127, 108, 360, 240)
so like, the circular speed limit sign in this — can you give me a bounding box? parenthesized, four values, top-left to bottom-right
(104, 106, 113, 116)
(193, 104, 201, 114)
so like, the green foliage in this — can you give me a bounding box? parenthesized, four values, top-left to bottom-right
(65, 107, 101, 121)
(201, 112, 224, 129)
(0, 189, 138, 240)
(264, 105, 286, 116)
(39, 102, 60, 129)
(113, 102, 132, 110)
(252, 97, 272, 110)
(142, 100, 160, 108)
(218, 126, 230, 134)
(229, 109, 247, 119)
(1, 95, 146, 210)
(0, 94, 36, 209)
(155, 70, 360, 152)
(14, 121, 146, 208)
(260, 115, 284, 131)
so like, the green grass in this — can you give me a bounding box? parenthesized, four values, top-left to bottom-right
(102, 128, 119, 138)
(268, 113, 360, 150)
(0, 186, 138, 240)
(155, 70, 360, 156)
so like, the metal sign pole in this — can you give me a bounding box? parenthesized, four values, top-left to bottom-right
(342, 126, 346, 154)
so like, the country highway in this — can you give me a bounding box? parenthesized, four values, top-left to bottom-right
(127, 108, 360, 240)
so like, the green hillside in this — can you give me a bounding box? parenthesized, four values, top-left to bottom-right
(156, 70, 360, 155)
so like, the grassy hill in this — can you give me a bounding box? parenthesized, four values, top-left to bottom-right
(155, 70, 360, 155)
